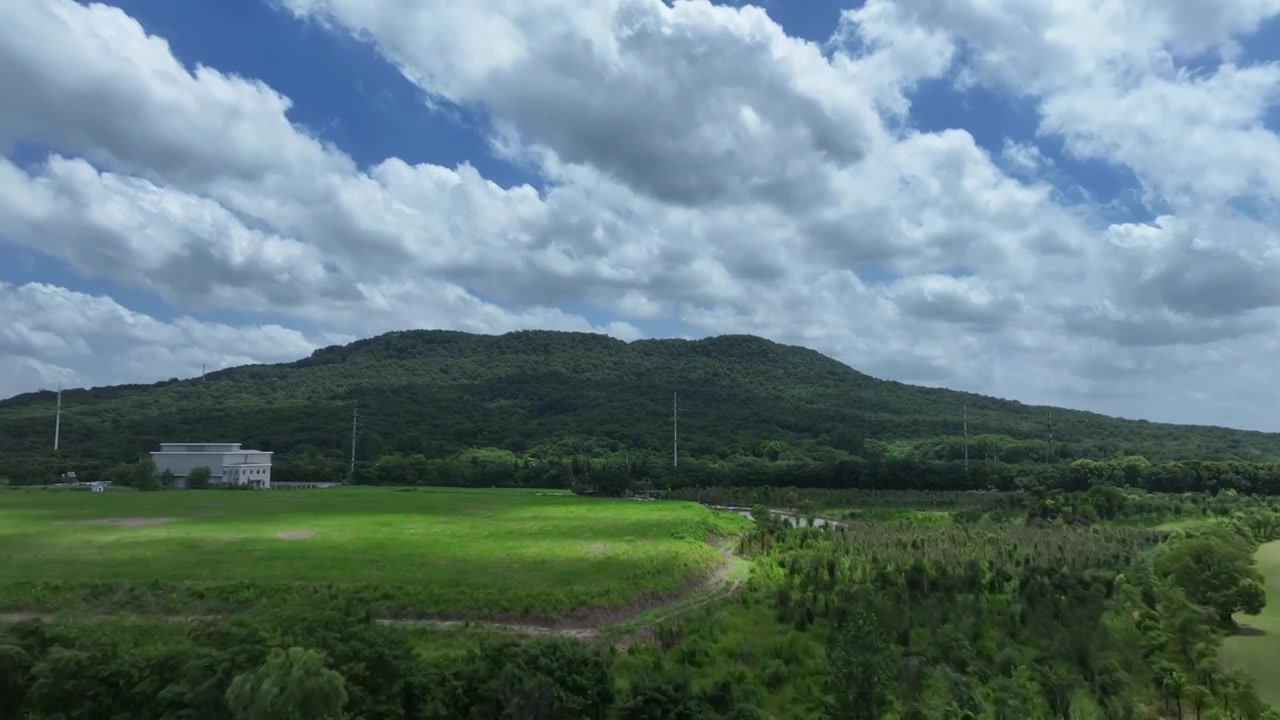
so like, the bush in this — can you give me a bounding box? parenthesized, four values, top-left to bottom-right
(133, 459, 160, 492)
(188, 466, 212, 490)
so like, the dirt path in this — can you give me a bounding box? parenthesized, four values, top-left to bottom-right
(0, 541, 749, 648)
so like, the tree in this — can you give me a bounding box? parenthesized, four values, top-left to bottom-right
(160, 469, 176, 488)
(108, 463, 133, 488)
(617, 672, 705, 720)
(1154, 534, 1267, 625)
(226, 646, 348, 720)
(0, 642, 31, 719)
(132, 458, 160, 492)
(469, 638, 615, 720)
(187, 466, 212, 490)
(826, 607, 895, 720)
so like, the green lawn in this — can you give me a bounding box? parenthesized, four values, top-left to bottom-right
(0, 487, 747, 619)
(1223, 540, 1280, 707)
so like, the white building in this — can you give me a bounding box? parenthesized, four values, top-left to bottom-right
(150, 442, 273, 489)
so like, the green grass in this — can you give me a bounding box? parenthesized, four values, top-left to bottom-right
(0, 487, 748, 619)
(1223, 540, 1280, 707)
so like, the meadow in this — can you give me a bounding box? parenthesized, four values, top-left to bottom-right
(1223, 539, 1280, 707)
(0, 486, 748, 620)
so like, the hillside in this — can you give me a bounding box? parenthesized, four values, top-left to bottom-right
(2, 330, 1278, 471)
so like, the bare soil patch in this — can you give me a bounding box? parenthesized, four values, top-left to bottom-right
(276, 530, 315, 540)
(588, 543, 609, 554)
(71, 517, 175, 527)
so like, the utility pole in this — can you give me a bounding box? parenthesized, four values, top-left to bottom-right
(1047, 410, 1054, 464)
(53, 383, 62, 453)
(962, 402, 969, 474)
(201, 363, 206, 381)
(672, 392, 678, 467)
(348, 406, 358, 480)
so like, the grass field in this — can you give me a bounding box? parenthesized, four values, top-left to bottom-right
(1223, 540, 1280, 707)
(0, 486, 748, 620)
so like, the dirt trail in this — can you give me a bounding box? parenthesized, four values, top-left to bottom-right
(0, 541, 749, 647)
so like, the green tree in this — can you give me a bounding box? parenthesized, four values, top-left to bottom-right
(826, 607, 895, 720)
(226, 646, 348, 720)
(187, 465, 212, 490)
(469, 637, 615, 720)
(0, 641, 31, 719)
(160, 469, 176, 488)
(617, 672, 705, 720)
(132, 458, 160, 492)
(1154, 534, 1267, 625)
(108, 462, 133, 488)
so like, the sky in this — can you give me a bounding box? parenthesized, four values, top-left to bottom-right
(2, 0, 1280, 431)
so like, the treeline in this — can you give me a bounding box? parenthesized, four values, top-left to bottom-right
(0, 608, 764, 720)
(672, 485, 1280, 527)
(14, 451, 1280, 498)
(4, 329, 1279, 475)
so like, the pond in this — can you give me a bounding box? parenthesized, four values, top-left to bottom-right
(709, 505, 841, 528)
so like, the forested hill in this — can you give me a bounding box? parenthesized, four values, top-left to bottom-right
(2, 329, 1278, 469)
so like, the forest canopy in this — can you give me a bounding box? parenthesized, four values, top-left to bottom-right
(3, 330, 1278, 486)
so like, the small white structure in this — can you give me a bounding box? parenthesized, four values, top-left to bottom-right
(150, 442, 273, 489)
(88, 481, 106, 493)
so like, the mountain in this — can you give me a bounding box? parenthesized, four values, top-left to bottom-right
(2, 330, 1277, 471)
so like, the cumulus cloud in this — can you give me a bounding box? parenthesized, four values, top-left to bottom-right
(1, 0, 1279, 431)
(0, 156, 354, 311)
(0, 281, 319, 393)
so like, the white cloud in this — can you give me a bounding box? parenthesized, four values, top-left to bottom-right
(0, 155, 351, 311)
(1000, 140, 1052, 175)
(0, 281, 319, 392)
(0, 0, 347, 185)
(1, 0, 1279, 431)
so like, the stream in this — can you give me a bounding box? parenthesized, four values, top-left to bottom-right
(708, 505, 842, 528)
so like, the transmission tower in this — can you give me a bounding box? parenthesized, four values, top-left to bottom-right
(348, 406, 359, 480)
(672, 392, 679, 467)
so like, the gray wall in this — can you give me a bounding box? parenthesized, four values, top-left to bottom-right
(151, 452, 230, 478)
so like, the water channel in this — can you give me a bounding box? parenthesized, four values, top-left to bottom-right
(709, 505, 842, 528)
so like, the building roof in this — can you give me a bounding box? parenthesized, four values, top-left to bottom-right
(152, 443, 273, 455)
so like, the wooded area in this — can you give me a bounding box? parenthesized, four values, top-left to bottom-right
(3, 330, 1278, 489)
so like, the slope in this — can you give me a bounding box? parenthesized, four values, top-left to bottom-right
(1, 330, 1277, 469)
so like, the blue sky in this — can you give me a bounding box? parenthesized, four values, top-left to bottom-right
(2, 0, 1280, 430)
(5, 0, 1135, 326)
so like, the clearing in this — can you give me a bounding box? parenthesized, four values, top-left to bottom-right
(1223, 539, 1280, 707)
(0, 486, 748, 621)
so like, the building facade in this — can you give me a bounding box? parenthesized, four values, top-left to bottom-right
(150, 442, 273, 489)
